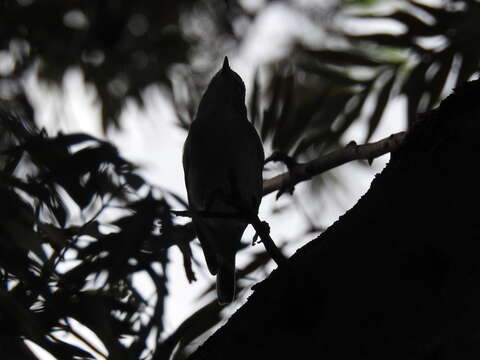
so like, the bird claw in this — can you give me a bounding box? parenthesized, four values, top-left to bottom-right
(275, 183, 295, 199)
(264, 151, 298, 169)
(251, 221, 270, 245)
(265, 152, 298, 199)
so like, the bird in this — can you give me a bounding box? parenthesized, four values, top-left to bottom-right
(183, 57, 264, 304)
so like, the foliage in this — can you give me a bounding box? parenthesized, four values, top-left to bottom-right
(0, 100, 185, 359)
(0, 97, 278, 359)
(252, 0, 480, 163)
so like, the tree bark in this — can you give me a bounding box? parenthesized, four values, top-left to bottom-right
(189, 80, 480, 360)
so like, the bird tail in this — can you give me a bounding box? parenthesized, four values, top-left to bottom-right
(216, 256, 236, 305)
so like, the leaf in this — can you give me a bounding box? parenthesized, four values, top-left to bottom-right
(314, 91, 354, 131)
(155, 301, 223, 360)
(3, 149, 23, 175)
(300, 63, 366, 85)
(261, 71, 283, 141)
(36, 338, 96, 360)
(409, 0, 452, 26)
(282, 87, 329, 156)
(456, 52, 480, 86)
(400, 60, 432, 112)
(145, 266, 168, 334)
(427, 51, 455, 107)
(406, 92, 422, 127)
(0, 288, 46, 346)
(124, 173, 146, 190)
(59, 258, 106, 290)
(48, 195, 69, 228)
(366, 71, 396, 141)
(0, 338, 39, 360)
(303, 49, 382, 67)
(172, 225, 197, 283)
(249, 69, 261, 126)
(401, 60, 431, 125)
(66, 145, 125, 175)
(3, 206, 48, 263)
(334, 87, 370, 136)
(69, 292, 127, 359)
(293, 132, 331, 158)
(166, 190, 189, 208)
(55, 133, 101, 148)
(293, 88, 353, 156)
(382, 11, 439, 37)
(237, 250, 272, 278)
(69, 220, 103, 238)
(347, 33, 413, 48)
(272, 71, 296, 152)
(37, 223, 68, 251)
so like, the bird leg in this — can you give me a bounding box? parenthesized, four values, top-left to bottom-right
(248, 214, 288, 267)
(172, 209, 288, 267)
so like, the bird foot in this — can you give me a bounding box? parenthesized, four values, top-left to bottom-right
(264, 151, 298, 169)
(252, 221, 270, 245)
(265, 151, 299, 198)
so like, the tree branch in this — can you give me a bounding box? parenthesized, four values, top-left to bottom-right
(262, 132, 406, 196)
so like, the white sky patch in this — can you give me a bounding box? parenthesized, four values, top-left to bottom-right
(239, 2, 325, 67)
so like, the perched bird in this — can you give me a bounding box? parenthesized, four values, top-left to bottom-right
(183, 57, 264, 304)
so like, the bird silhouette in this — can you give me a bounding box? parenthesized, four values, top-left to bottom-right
(183, 57, 264, 304)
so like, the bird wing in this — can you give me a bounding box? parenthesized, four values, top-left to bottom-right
(183, 127, 219, 275)
(226, 116, 264, 213)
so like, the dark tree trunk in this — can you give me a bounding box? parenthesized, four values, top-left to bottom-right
(189, 80, 480, 360)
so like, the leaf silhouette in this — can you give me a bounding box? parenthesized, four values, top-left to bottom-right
(366, 71, 396, 141)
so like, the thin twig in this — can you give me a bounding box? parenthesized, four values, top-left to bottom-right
(172, 209, 242, 219)
(262, 132, 406, 196)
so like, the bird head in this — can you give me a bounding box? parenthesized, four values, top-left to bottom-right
(197, 57, 247, 116)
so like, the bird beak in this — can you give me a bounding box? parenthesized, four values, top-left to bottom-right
(222, 56, 230, 71)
